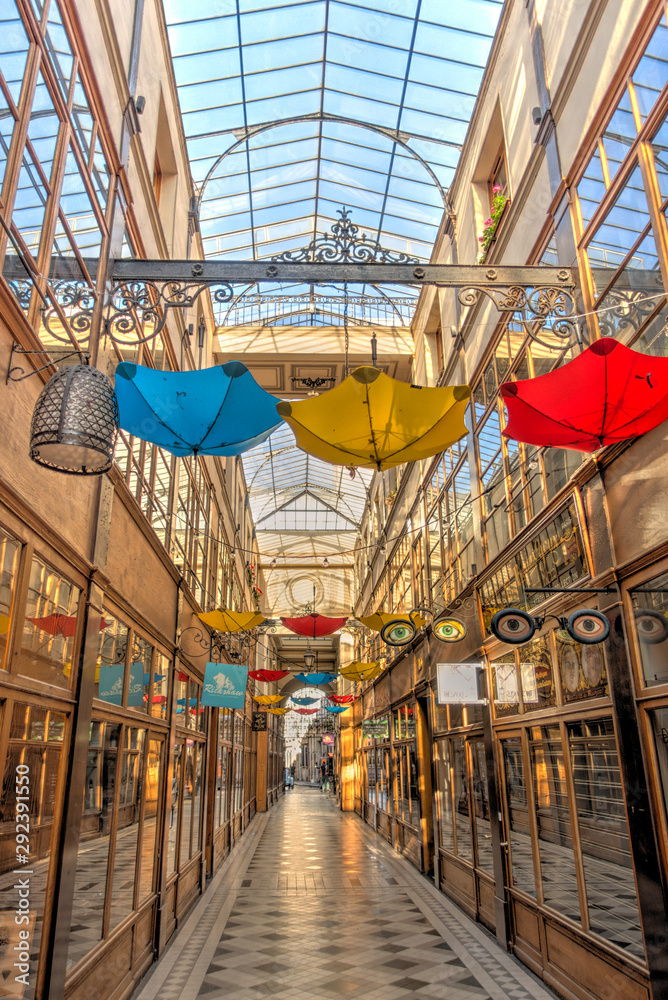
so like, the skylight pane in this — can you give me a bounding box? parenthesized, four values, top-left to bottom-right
(240, 2, 325, 45)
(241, 33, 324, 73)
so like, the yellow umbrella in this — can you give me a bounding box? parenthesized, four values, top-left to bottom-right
(339, 661, 382, 682)
(358, 612, 426, 632)
(198, 608, 266, 632)
(268, 707, 291, 715)
(253, 694, 284, 705)
(276, 367, 471, 471)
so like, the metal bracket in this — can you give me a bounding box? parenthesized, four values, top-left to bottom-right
(6, 342, 90, 383)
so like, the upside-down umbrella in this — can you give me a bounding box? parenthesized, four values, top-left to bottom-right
(325, 705, 349, 714)
(280, 612, 348, 637)
(500, 338, 668, 452)
(248, 669, 290, 682)
(276, 367, 471, 471)
(328, 694, 358, 704)
(295, 672, 337, 686)
(339, 661, 382, 682)
(290, 696, 319, 705)
(294, 707, 319, 715)
(358, 612, 426, 633)
(27, 614, 109, 636)
(268, 707, 291, 715)
(115, 361, 283, 456)
(198, 609, 266, 632)
(253, 694, 284, 705)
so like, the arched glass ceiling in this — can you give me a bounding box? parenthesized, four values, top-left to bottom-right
(163, 0, 504, 262)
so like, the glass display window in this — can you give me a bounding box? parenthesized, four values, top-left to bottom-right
(394, 704, 416, 740)
(630, 571, 668, 687)
(18, 554, 81, 689)
(501, 736, 536, 898)
(0, 526, 21, 669)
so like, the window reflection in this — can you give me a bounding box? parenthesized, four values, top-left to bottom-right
(0, 527, 20, 668)
(19, 555, 80, 688)
(452, 737, 473, 862)
(471, 740, 493, 874)
(502, 738, 536, 897)
(108, 728, 145, 931)
(630, 571, 668, 686)
(0, 702, 67, 999)
(97, 615, 130, 704)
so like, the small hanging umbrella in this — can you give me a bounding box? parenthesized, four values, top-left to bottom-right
(325, 705, 349, 714)
(27, 614, 110, 637)
(295, 671, 337, 686)
(268, 707, 291, 715)
(328, 694, 357, 704)
(280, 612, 348, 637)
(249, 669, 290, 682)
(294, 707, 319, 715)
(290, 696, 319, 705)
(198, 609, 266, 632)
(276, 367, 471, 470)
(339, 661, 381, 682)
(253, 694, 284, 705)
(115, 360, 283, 456)
(500, 338, 668, 452)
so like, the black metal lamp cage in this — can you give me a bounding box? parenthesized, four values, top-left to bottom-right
(29, 364, 119, 475)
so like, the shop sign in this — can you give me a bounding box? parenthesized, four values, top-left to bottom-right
(201, 662, 248, 708)
(322, 734, 335, 745)
(363, 717, 390, 739)
(436, 663, 485, 704)
(99, 662, 124, 704)
(251, 712, 268, 731)
(493, 663, 519, 705)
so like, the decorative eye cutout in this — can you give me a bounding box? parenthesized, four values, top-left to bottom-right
(490, 608, 537, 645)
(434, 618, 467, 643)
(380, 619, 416, 646)
(566, 609, 610, 645)
(634, 609, 668, 645)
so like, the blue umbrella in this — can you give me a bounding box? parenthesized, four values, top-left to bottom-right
(290, 696, 319, 705)
(295, 672, 337, 686)
(324, 705, 349, 714)
(115, 361, 283, 456)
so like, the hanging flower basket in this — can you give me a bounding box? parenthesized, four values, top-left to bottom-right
(477, 187, 509, 264)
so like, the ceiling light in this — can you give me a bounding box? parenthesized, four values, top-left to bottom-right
(304, 649, 315, 669)
(322, 557, 329, 567)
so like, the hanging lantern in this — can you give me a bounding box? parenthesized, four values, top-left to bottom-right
(303, 649, 316, 669)
(30, 365, 119, 474)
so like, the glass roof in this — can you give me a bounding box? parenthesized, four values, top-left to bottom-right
(164, 0, 504, 262)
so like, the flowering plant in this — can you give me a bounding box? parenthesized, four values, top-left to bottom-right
(477, 185, 509, 263)
(246, 563, 263, 607)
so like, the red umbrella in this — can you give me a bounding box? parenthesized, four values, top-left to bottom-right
(293, 707, 319, 715)
(328, 694, 358, 704)
(281, 613, 348, 637)
(28, 614, 109, 637)
(249, 669, 290, 682)
(500, 338, 668, 452)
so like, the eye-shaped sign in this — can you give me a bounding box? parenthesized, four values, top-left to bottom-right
(433, 618, 467, 643)
(490, 607, 610, 646)
(490, 608, 537, 645)
(634, 608, 668, 644)
(566, 609, 610, 644)
(380, 618, 416, 646)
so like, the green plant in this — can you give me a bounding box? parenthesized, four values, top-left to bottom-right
(477, 185, 508, 263)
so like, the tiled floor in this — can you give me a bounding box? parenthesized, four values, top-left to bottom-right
(133, 787, 561, 1000)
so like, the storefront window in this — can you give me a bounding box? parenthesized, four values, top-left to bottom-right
(501, 738, 535, 897)
(471, 740, 494, 875)
(168, 743, 182, 874)
(19, 555, 80, 688)
(97, 615, 130, 704)
(192, 744, 204, 853)
(367, 749, 376, 805)
(529, 726, 580, 922)
(630, 572, 668, 686)
(567, 719, 643, 958)
(452, 737, 473, 862)
(180, 742, 196, 865)
(67, 722, 121, 970)
(215, 744, 229, 826)
(137, 739, 162, 905)
(0, 701, 67, 999)
(556, 626, 608, 702)
(151, 651, 169, 720)
(0, 526, 20, 668)
(132, 636, 152, 714)
(519, 635, 555, 712)
(394, 704, 416, 739)
(108, 727, 145, 931)
(435, 740, 454, 852)
(649, 707, 668, 841)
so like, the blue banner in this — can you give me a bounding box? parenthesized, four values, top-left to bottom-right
(127, 661, 145, 706)
(98, 662, 124, 704)
(201, 662, 248, 708)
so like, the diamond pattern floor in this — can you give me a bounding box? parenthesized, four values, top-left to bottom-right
(133, 787, 560, 1000)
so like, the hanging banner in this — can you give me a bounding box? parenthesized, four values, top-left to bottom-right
(127, 662, 145, 707)
(201, 662, 248, 708)
(252, 712, 268, 731)
(436, 663, 485, 704)
(98, 662, 124, 704)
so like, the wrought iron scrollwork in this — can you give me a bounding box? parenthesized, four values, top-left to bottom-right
(458, 283, 579, 351)
(271, 207, 421, 265)
(105, 279, 234, 346)
(178, 621, 277, 663)
(37, 280, 98, 346)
